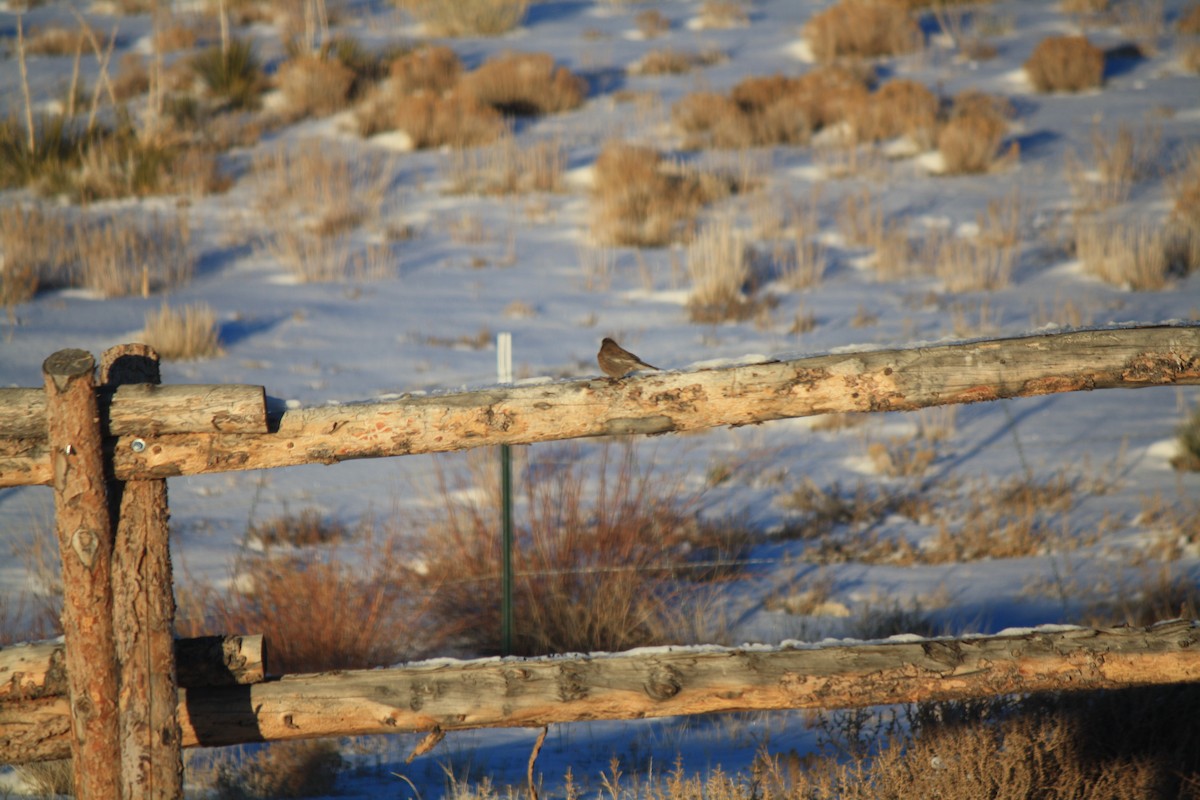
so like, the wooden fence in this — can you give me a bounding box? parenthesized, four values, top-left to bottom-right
(1, 325, 1199, 799)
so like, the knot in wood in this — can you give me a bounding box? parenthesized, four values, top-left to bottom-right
(70, 527, 100, 568)
(643, 665, 682, 701)
(556, 662, 588, 702)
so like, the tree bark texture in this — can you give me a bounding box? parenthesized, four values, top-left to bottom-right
(41, 349, 121, 799)
(101, 344, 182, 800)
(3, 326, 1198, 487)
(3, 622, 1198, 763)
(0, 634, 266, 702)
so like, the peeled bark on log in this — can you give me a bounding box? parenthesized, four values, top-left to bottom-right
(3, 622, 1198, 763)
(0, 635, 266, 702)
(42, 349, 121, 800)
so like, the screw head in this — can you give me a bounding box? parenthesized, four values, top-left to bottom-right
(131, 438, 146, 453)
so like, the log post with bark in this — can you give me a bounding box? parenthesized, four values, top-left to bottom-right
(101, 344, 183, 800)
(41, 350, 121, 800)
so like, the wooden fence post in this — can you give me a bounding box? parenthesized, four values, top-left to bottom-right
(42, 349, 121, 799)
(101, 344, 183, 800)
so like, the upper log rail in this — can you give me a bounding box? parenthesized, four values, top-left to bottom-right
(1, 325, 1198, 487)
(3, 621, 1197, 763)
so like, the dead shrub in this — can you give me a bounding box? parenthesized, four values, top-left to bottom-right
(417, 442, 739, 656)
(673, 91, 757, 148)
(635, 9, 670, 38)
(460, 51, 587, 115)
(24, 24, 86, 55)
(1025, 35, 1105, 92)
(359, 85, 505, 146)
(141, 302, 222, 360)
(803, 1, 923, 62)
(590, 142, 741, 246)
(388, 45, 462, 96)
(849, 77, 938, 147)
(177, 524, 437, 673)
(248, 508, 351, 548)
(632, 48, 721, 75)
(1184, 42, 1200, 72)
(405, 0, 528, 36)
(1180, 4, 1200, 33)
(673, 66, 872, 149)
(936, 90, 1012, 174)
(277, 53, 355, 118)
(215, 739, 343, 799)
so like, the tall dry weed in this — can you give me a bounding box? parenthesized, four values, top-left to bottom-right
(0, 203, 70, 308)
(73, 210, 193, 297)
(416, 442, 737, 656)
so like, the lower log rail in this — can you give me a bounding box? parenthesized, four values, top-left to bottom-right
(3, 622, 1197, 763)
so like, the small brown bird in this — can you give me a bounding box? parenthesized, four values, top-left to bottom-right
(598, 337, 659, 378)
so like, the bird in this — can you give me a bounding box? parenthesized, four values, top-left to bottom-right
(597, 337, 659, 378)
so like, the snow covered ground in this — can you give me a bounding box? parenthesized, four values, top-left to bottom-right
(2, 0, 1200, 795)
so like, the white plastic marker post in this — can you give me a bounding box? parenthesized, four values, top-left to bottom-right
(497, 333, 514, 656)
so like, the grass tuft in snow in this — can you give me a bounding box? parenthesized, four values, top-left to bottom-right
(142, 302, 223, 361)
(1024, 35, 1105, 93)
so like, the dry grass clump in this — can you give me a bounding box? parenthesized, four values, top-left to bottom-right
(248, 509, 351, 548)
(74, 210, 193, 297)
(936, 90, 1012, 174)
(190, 38, 264, 110)
(1073, 218, 1197, 290)
(276, 53, 356, 118)
(1063, 0, 1109, 11)
(1025, 35, 1105, 93)
(695, 0, 749, 29)
(635, 9, 671, 38)
(673, 66, 872, 149)
(934, 193, 1022, 291)
(0, 203, 70, 309)
(460, 52, 587, 115)
(1173, 403, 1200, 470)
(141, 302, 222, 361)
(445, 132, 564, 194)
(23, 24, 87, 56)
(803, 1, 923, 63)
(404, 0, 528, 36)
(177, 523, 436, 673)
(631, 48, 723, 75)
(416, 442, 739, 656)
(685, 215, 774, 322)
(590, 142, 743, 246)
